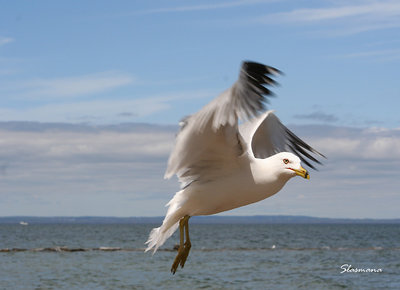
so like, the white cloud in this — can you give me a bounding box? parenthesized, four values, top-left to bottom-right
(0, 69, 19, 76)
(0, 37, 14, 46)
(264, 1, 400, 23)
(294, 111, 338, 123)
(0, 90, 212, 123)
(259, 0, 400, 35)
(270, 2, 400, 22)
(137, 0, 273, 14)
(1, 123, 400, 217)
(0, 123, 178, 216)
(0, 126, 174, 162)
(337, 49, 400, 61)
(310, 128, 400, 159)
(1, 71, 134, 100)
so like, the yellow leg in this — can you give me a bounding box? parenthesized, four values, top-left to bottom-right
(180, 216, 191, 268)
(170, 215, 191, 274)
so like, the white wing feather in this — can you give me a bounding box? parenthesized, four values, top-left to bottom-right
(240, 111, 325, 169)
(165, 62, 281, 186)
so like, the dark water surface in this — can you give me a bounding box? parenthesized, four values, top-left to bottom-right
(0, 224, 399, 289)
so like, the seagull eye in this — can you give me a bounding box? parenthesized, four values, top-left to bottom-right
(283, 158, 289, 164)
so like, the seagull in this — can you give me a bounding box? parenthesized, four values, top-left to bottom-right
(145, 61, 324, 274)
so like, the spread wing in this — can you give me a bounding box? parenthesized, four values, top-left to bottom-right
(239, 111, 325, 169)
(165, 61, 281, 187)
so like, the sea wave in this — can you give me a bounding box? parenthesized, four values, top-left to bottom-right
(0, 246, 398, 253)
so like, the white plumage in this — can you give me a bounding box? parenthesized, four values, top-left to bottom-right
(145, 61, 323, 271)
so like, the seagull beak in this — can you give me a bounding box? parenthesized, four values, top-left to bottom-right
(290, 166, 310, 179)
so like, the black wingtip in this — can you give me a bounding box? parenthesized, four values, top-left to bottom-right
(242, 61, 283, 76)
(235, 60, 283, 121)
(285, 127, 326, 170)
(240, 61, 283, 99)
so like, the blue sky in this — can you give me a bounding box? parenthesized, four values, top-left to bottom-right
(0, 1, 399, 218)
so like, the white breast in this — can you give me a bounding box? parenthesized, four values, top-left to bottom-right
(182, 155, 291, 216)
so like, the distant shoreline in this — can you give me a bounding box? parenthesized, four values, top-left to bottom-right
(1, 215, 399, 224)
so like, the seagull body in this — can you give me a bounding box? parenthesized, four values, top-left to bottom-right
(168, 149, 297, 217)
(145, 61, 323, 273)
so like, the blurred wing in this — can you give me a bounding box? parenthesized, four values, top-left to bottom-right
(239, 111, 325, 169)
(165, 61, 281, 186)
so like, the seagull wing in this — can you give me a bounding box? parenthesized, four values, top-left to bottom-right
(165, 61, 280, 187)
(239, 111, 325, 169)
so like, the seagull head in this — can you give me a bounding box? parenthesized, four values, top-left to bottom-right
(274, 152, 310, 180)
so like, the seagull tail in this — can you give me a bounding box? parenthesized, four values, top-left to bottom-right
(145, 190, 187, 254)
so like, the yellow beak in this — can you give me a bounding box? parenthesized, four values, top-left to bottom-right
(291, 166, 310, 179)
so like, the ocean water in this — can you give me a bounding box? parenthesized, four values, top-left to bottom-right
(0, 223, 399, 289)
